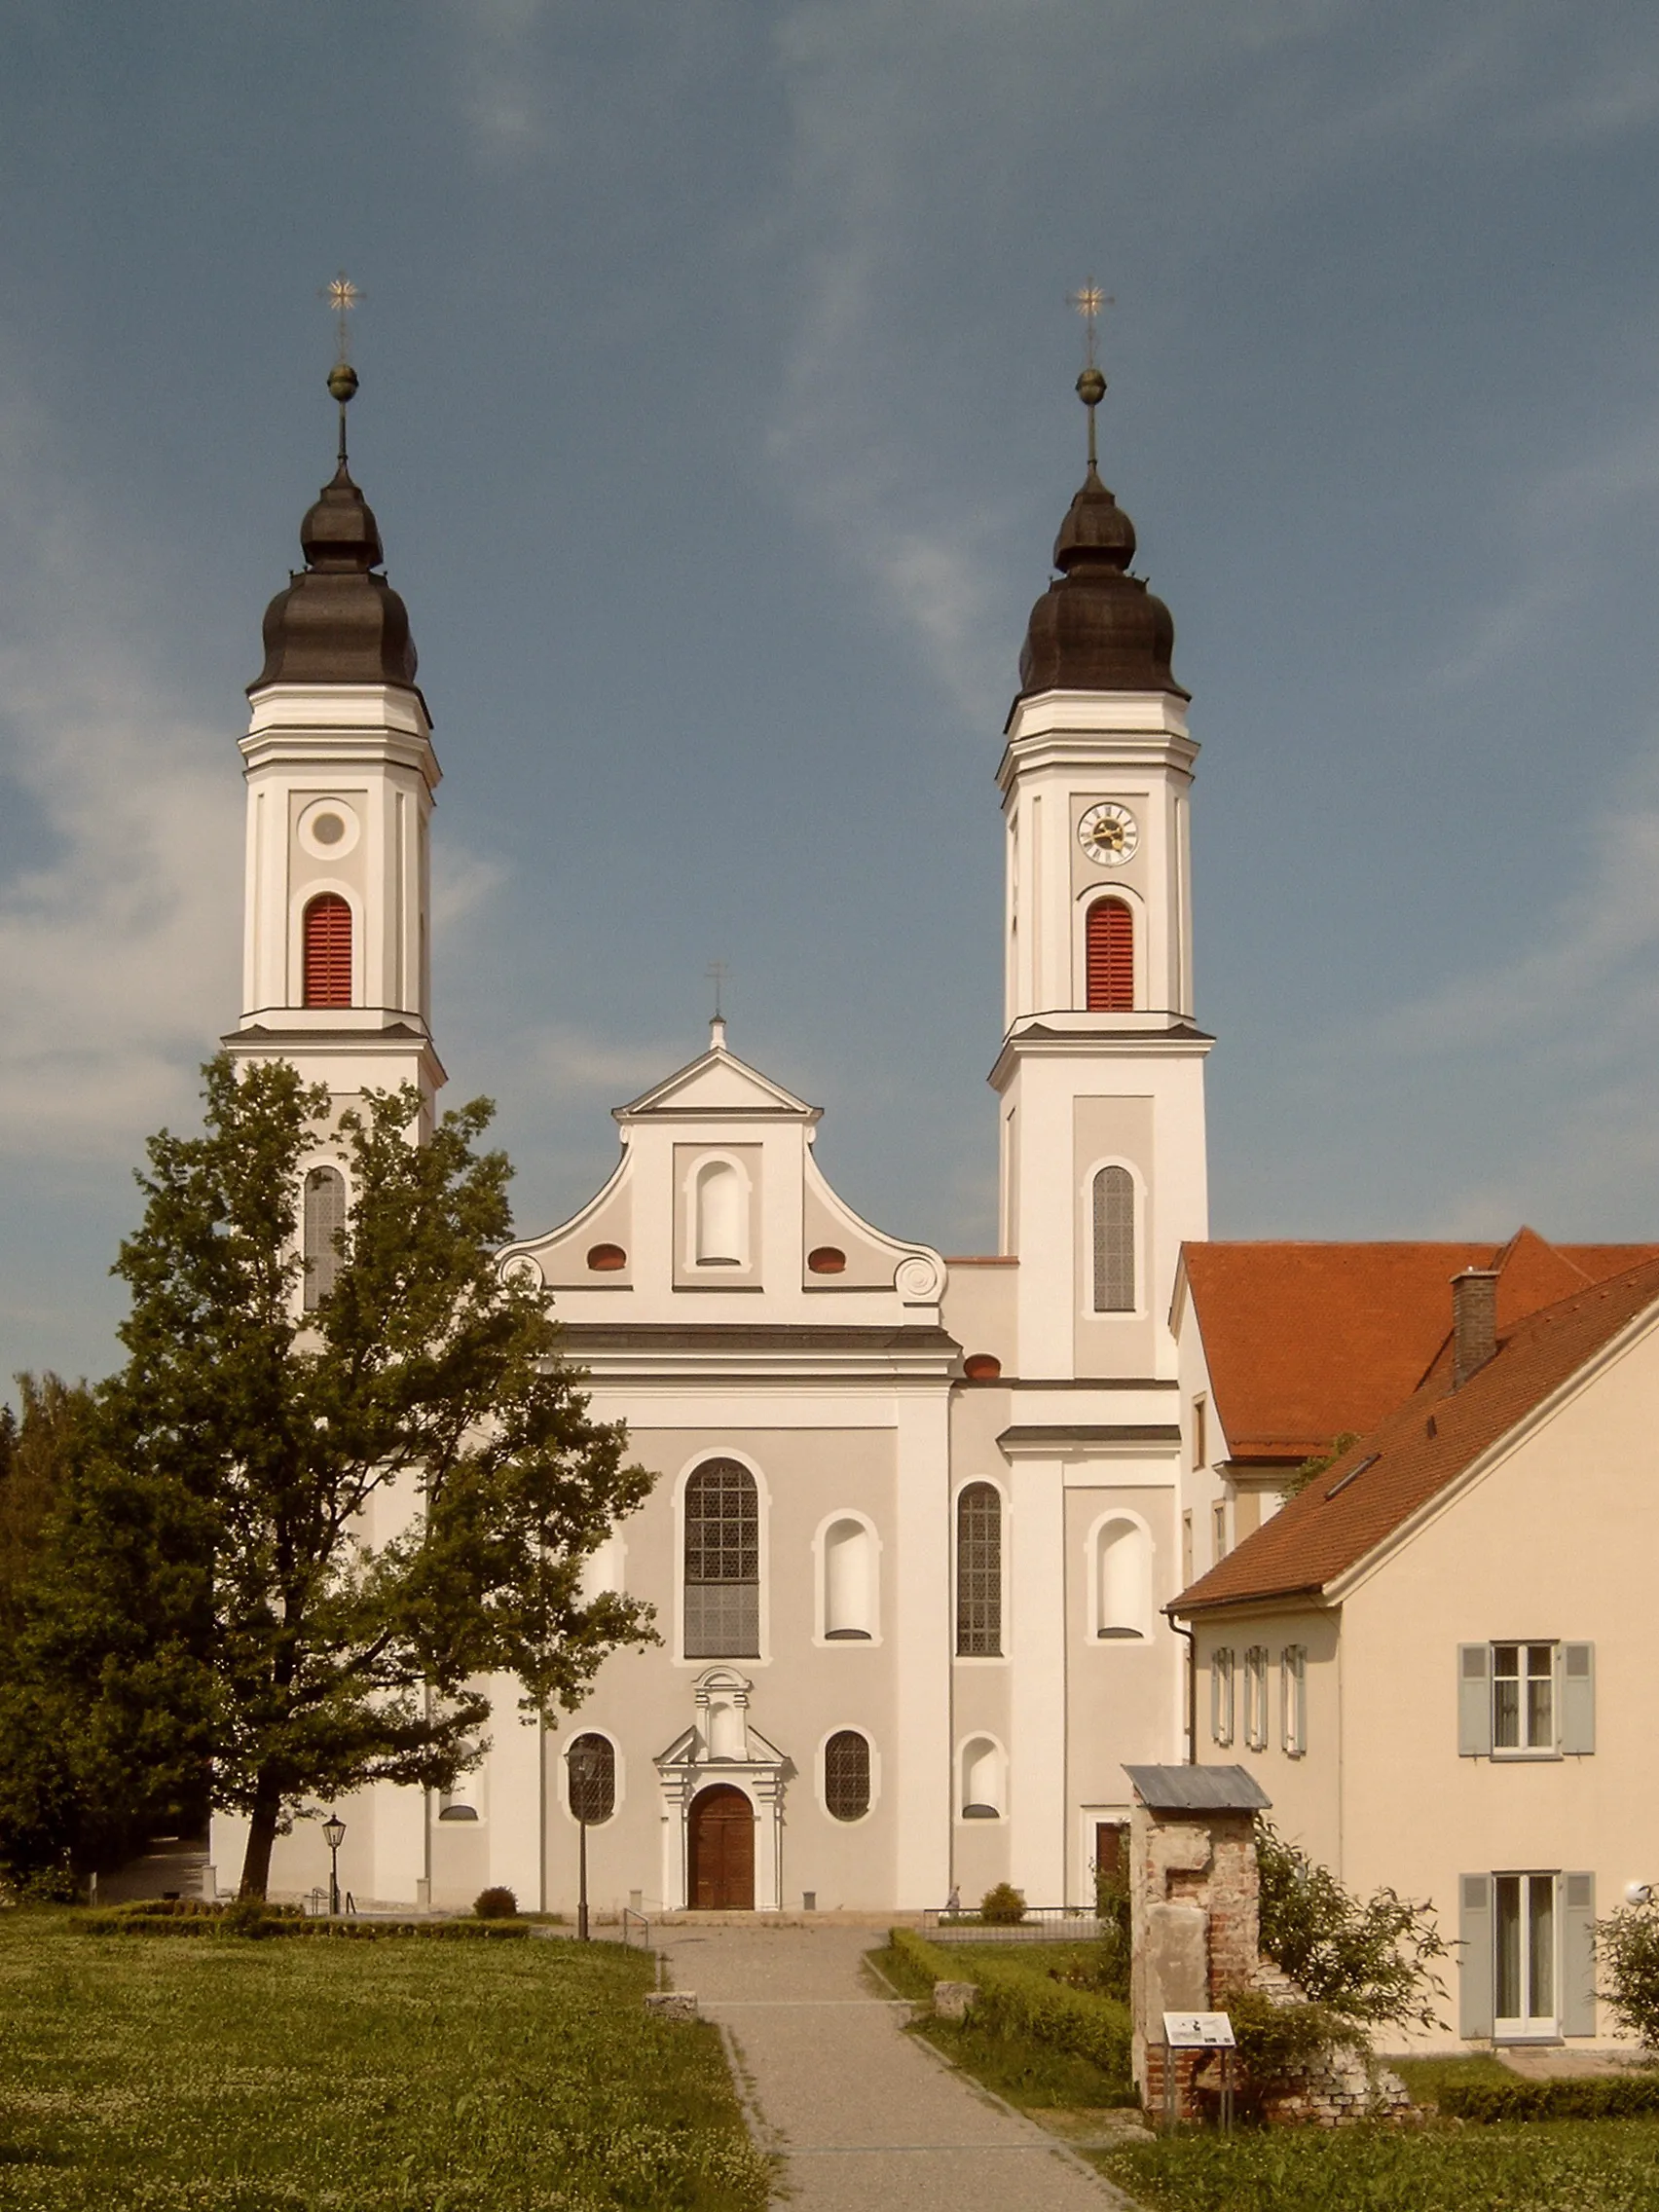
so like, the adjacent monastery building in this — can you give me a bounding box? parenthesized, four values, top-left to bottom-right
(213, 360, 1212, 1916)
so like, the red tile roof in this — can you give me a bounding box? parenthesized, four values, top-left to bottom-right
(1181, 1230, 1659, 1464)
(1174, 1253, 1659, 1614)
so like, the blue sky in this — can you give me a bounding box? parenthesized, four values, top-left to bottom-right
(3, 1, 1659, 1382)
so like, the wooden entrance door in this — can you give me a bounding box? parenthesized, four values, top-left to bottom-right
(688, 1785, 755, 1910)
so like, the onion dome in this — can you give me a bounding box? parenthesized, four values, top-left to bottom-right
(1015, 369, 1187, 703)
(249, 364, 419, 693)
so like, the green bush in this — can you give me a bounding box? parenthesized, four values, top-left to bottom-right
(979, 1881, 1027, 1925)
(474, 1883, 519, 1919)
(1595, 1899, 1659, 2049)
(890, 1926, 1131, 2084)
(1220, 1986, 1363, 2099)
(72, 1901, 531, 1940)
(1441, 2074, 1659, 2123)
(1257, 1820, 1449, 2031)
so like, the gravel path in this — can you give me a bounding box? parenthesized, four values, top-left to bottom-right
(658, 1923, 1139, 2210)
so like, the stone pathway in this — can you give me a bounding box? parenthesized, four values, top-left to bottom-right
(657, 1923, 1140, 2210)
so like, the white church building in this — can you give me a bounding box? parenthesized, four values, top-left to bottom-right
(214, 364, 1211, 1916)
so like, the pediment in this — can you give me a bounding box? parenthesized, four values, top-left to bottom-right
(616, 1040, 820, 1124)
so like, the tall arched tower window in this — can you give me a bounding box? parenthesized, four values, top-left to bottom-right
(683, 1458, 760, 1658)
(1086, 897, 1133, 1012)
(955, 1483, 1003, 1656)
(302, 1166, 347, 1311)
(303, 893, 352, 1008)
(1092, 1166, 1135, 1311)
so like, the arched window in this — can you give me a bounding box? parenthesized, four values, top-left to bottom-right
(960, 1735, 1004, 1820)
(1086, 898, 1133, 1012)
(302, 893, 353, 1008)
(683, 1459, 759, 1658)
(566, 1733, 616, 1824)
(695, 1159, 746, 1266)
(1095, 1517, 1151, 1639)
(1092, 1166, 1135, 1312)
(955, 1483, 1003, 1656)
(824, 1730, 871, 1821)
(303, 1166, 347, 1311)
(823, 1518, 875, 1640)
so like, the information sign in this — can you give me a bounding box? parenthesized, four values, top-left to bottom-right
(1161, 2010, 1235, 2048)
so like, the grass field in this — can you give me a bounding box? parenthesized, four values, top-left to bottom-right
(1095, 2120, 1659, 2211)
(0, 1910, 769, 2212)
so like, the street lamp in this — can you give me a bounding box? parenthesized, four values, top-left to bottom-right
(567, 1743, 602, 1941)
(321, 1814, 347, 1916)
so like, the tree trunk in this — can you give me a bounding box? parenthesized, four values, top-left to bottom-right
(238, 1770, 284, 1900)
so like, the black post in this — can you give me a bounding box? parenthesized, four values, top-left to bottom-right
(328, 1840, 341, 1918)
(577, 1816, 590, 1942)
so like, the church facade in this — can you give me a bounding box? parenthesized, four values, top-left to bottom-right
(212, 371, 1211, 1916)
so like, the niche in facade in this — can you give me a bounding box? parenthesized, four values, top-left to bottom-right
(695, 1159, 748, 1267)
(960, 1736, 1004, 1820)
(1095, 1518, 1151, 1639)
(823, 1518, 875, 1640)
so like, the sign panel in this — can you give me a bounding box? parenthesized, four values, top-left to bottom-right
(1161, 2010, 1235, 2048)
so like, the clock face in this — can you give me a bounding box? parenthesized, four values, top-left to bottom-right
(1078, 801, 1138, 866)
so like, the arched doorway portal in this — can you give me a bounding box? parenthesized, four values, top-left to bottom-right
(687, 1784, 755, 1910)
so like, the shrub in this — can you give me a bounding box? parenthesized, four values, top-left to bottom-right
(1442, 2073, 1659, 2123)
(1221, 1986, 1363, 2101)
(1595, 1899, 1659, 2049)
(473, 1885, 519, 1920)
(1257, 1821, 1449, 2031)
(979, 1882, 1026, 1926)
(888, 1927, 1131, 2085)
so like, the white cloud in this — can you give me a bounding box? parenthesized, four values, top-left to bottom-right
(0, 394, 241, 1162)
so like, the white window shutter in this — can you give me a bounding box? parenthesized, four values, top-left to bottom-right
(1458, 1872, 1493, 2038)
(1561, 1643, 1595, 1755)
(1457, 1644, 1492, 1756)
(1561, 1872, 1597, 2036)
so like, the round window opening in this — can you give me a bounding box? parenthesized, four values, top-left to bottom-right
(311, 812, 346, 846)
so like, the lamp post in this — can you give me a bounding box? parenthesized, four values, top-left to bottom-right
(568, 1744, 600, 1942)
(321, 1814, 347, 1917)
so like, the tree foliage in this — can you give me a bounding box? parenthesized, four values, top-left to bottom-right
(1256, 1821, 1450, 2031)
(1279, 1433, 1360, 1500)
(1594, 1899, 1659, 2049)
(18, 1055, 656, 1898)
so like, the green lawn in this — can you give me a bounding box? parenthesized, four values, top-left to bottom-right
(0, 1911, 769, 2211)
(1095, 2121, 1659, 2211)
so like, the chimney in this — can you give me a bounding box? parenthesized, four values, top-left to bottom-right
(1452, 1270, 1499, 1389)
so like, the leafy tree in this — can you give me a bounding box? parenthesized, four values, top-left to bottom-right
(1256, 1821, 1449, 2031)
(65, 1053, 655, 1899)
(1280, 1432, 1360, 1501)
(1594, 1898, 1659, 2048)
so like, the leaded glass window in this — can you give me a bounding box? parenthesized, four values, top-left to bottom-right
(303, 1166, 347, 1311)
(955, 1482, 1002, 1657)
(824, 1730, 870, 1821)
(567, 1732, 616, 1823)
(1092, 1165, 1135, 1312)
(683, 1458, 759, 1658)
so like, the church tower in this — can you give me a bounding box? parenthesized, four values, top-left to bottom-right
(992, 365, 1209, 1381)
(226, 363, 444, 1136)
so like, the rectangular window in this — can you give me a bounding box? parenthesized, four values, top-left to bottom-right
(1280, 1644, 1307, 1756)
(1493, 1642, 1555, 1754)
(1210, 1647, 1235, 1747)
(1181, 1511, 1194, 1590)
(1193, 1395, 1207, 1471)
(1243, 1646, 1269, 1751)
(1212, 1501, 1228, 1563)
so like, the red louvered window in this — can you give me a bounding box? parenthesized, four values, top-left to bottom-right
(303, 894, 352, 1008)
(1086, 898, 1133, 1011)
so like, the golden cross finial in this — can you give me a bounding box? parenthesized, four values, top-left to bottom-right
(1068, 281, 1111, 371)
(322, 272, 363, 365)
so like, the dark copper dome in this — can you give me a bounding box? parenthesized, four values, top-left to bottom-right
(1016, 462, 1186, 703)
(250, 460, 419, 693)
